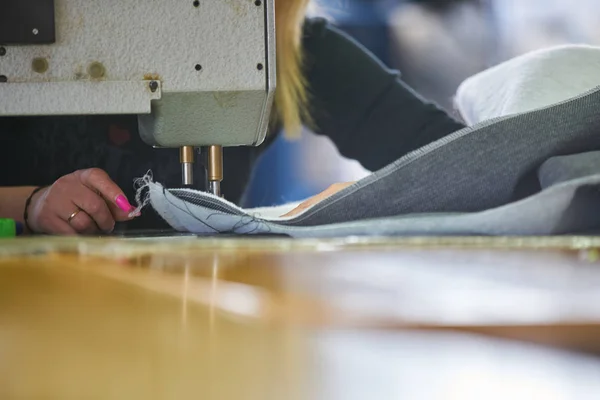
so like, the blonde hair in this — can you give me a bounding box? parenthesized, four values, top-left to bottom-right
(273, 0, 311, 138)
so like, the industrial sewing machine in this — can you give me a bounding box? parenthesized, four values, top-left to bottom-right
(0, 0, 276, 196)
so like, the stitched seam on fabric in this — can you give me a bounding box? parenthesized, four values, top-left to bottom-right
(157, 187, 221, 233)
(170, 189, 246, 216)
(172, 192, 233, 213)
(269, 174, 600, 234)
(167, 188, 307, 221)
(286, 86, 600, 225)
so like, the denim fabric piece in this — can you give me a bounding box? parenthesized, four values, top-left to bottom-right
(145, 45, 600, 237)
(145, 86, 600, 237)
(283, 87, 600, 227)
(147, 167, 600, 237)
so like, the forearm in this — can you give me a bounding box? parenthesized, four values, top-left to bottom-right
(303, 18, 466, 171)
(0, 186, 37, 225)
(341, 79, 465, 171)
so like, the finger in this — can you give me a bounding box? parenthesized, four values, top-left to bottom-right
(46, 216, 78, 236)
(71, 185, 116, 232)
(282, 194, 325, 217)
(288, 190, 333, 216)
(283, 200, 317, 217)
(77, 168, 136, 220)
(47, 185, 108, 232)
(66, 207, 99, 234)
(283, 192, 329, 217)
(282, 182, 354, 217)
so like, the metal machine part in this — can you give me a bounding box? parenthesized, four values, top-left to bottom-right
(0, 0, 56, 45)
(179, 146, 195, 186)
(0, 0, 277, 191)
(206, 145, 223, 197)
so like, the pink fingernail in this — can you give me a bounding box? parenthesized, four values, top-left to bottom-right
(115, 195, 133, 212)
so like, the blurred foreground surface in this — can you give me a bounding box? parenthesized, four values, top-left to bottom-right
(3, 236, 600, 399)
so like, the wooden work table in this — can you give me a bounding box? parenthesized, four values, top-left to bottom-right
(2, 236, 600, 399)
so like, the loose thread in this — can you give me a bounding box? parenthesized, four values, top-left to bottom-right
(129, 170, 154, 218)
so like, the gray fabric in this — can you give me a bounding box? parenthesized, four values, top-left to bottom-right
(146, 161, 600, 237)
(284, 87, 600, 227)
(538, 151, 600, 187)
(144, 86, 600, 237)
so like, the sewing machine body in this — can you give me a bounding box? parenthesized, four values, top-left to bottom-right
(0, 0, 276, 189)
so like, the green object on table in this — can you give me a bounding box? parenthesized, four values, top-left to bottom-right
(0, 219, 21, 238)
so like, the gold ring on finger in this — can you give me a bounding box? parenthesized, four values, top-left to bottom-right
(67, 209, 82, 224)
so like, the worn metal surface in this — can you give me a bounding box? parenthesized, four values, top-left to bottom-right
(0, 0, 276, 147)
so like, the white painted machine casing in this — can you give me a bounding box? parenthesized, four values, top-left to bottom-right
(0, 0, 277, 148)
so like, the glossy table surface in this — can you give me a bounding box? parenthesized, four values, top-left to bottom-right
(2, 236, 600, 399)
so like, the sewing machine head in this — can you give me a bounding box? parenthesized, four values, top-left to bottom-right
(0, 0, 276, 195)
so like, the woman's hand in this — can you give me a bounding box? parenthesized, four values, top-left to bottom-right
(27, 168, 139, 235)
(281, 182, 355, 217)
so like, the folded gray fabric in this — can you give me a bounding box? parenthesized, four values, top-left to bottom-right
(138, 45, 600, 237)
